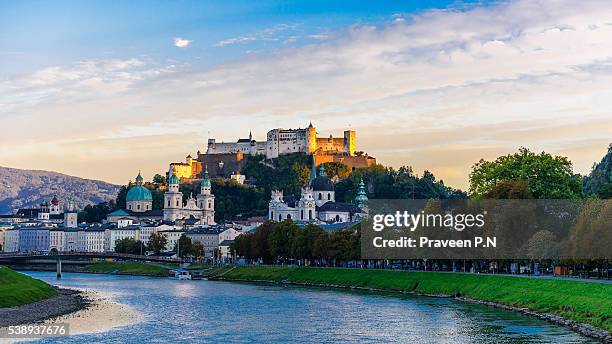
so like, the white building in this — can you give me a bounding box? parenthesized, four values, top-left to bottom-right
(206, 123, 356, 159)
(159, 229, 185, 252)
(269, 166, 367, 224)
(163, 169, 215, 224)
(218, 227, 241, 243)
(105, 226, 141, 252)
(84, 228, 106, 252)
(3, 229, 19, 252)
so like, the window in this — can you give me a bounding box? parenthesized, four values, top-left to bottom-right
(327, 193, 331, 200)
(318, 194, 322, 200)
(309, 210, 313, 220)
(300, 210, 304, 220)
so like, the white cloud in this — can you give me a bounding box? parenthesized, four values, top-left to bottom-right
(215, 23, 299, 47)
(174, 37, 192, 48)
(3, 0, 612, 187)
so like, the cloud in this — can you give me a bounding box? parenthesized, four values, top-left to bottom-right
(215, 23, 299, 47)
(3, 0, 612, 187)
(174, 37, 192, 48)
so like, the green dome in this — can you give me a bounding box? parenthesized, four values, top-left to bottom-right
(201, 168, 211, 187)
(169, 174, 180, 185)
(126, 185, 152, 201)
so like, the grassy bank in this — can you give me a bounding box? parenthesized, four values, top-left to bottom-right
(0, 266, 58, 308)
(212, 266, 612, 333)
(84, 261, 171, 277)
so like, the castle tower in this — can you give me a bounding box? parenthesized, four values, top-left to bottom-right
(196, 167, 215, 225)
(343, 130, 356, 156)
(307, 122, 317, 154)
(163, 173, 183, 222)
(64, 198, 78, 228)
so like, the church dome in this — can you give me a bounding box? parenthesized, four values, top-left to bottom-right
(126, 185, 152, 201)
(169, 174, 180, 185)
(51, 195, 60, 205)
(312, 167, 334, 191)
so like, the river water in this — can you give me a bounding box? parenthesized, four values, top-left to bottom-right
(23, 271, 595, 343)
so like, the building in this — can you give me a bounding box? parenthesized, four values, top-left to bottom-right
(105, 225, 141, 252)
(158, 229, 185, 252)
(163, 169, 215, 224)
(218, 240, 234, 262)
(205, 123, 356, 160)
(6, 195, 76, 225)
(269, 164, 367, 224)
(170, 123, 375, 181)
(185, 227, 223, 258)
(126, 172, 153, 213)
(106, 172, 164, 223)
(18, 227, 50, 253)
(3, 228, 19, 252)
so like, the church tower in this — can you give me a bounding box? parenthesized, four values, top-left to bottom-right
(163, 173, 183, 222)
(298, 186, 316, 221)
(196, 167, 215, 225)
(64, 198, 78, 228)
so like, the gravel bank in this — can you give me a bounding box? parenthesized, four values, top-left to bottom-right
(0, 288, 89, 327)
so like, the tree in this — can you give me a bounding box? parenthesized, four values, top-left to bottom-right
(320, 162, 351, 180)
(193, 242, 204, 260)
(268, 220, 299, 261)
(115, 185, 129, 210)
(78, 201, 117, 223)
(115, 238, 145, 254)
(290, 224, 324, 261)
(152, 174, 166, 185)
(597, 183, 612, 199)
(148, 232, 168, 254)
(484, 180, 533, 199)
(583, 143, 611, 197)
(174, 234, 194, 258)
(469, 147, 583, 199)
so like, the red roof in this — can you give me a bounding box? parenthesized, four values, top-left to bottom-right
(51, 196, 60, 205)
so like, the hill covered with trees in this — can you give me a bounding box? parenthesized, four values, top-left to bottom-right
(0, 166, 119, 214)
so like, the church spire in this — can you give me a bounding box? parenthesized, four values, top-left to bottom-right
(309, 155, 317, 186)
(355, 177, 368, 207)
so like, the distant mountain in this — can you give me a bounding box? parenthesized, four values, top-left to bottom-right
(583, 143, 612, 198)
(0, 166, 120, 214)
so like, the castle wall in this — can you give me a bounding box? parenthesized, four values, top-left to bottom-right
(314, 154, 376, 170)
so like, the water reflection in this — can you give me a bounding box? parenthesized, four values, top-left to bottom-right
(24, 272, 596, 344)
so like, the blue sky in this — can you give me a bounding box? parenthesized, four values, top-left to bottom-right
(1, 0, 485, 75)
(1, 0, 611, 189)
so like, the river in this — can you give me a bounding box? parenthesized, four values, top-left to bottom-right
(22, 271, 596, 343)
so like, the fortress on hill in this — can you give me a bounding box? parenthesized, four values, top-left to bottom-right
(168, 123, 376, 181)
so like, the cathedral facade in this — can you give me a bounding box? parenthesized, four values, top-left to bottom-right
(268, 165, 367, 224)
(163, 169, 215, 225)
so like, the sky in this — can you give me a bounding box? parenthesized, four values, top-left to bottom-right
(1, 0, 611, 190)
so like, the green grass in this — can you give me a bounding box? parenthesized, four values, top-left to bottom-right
(214, 266, 612, 333)
(0, 266, 58, 308)
(84, 261, 170, 277)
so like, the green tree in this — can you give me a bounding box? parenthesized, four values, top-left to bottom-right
(115, 238, 145, 254)
(484, 180, 533, 199)
(193, 242, 204, 260)
(147, 232, 168, 254)
(152, 174, 166, 185)
(583, 144, 611, 197)
(268, 220, 299, 261)
(469, 147, 583, 199)
(319, 162, 351, 180)
(290, 224, 324, 261)
(174, 234, 194, 258)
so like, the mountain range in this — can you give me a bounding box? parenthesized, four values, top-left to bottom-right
(0, 166, 120, 214)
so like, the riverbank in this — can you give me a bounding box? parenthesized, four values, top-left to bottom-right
(83, 261, 172, 277)
(0, 265, 58, 307)
(209, 266, 612, 342)
(0, 288, 88, 327)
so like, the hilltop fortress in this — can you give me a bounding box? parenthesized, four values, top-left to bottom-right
(169, 123, 376, 181)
